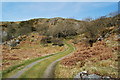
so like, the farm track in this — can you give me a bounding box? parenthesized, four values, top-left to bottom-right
(8, 42, 75, 78)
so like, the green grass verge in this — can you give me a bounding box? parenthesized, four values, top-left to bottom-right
(19, 43, 75, 78)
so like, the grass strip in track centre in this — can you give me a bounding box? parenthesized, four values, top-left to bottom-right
(19, 43, 75, 78)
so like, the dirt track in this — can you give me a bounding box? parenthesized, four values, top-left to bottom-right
(10, 43, 75, 78)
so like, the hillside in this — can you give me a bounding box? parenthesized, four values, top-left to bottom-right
(1, 17, 84, 42)
(1, 14, 119, 42)
(55, 33, 119, 78)
(2, 32, 65, 70)
(1, 14, 120, 78)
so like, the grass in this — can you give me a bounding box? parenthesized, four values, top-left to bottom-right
(2, 54, 57, 78)
(2, 33, 66, 78)
(2, 42, 70, 78)
(81, 59, 118, 78)
(55, 58, 118, 78)
(19, 43, 75, 78)
(55, 63, 76, 78)
(55, 37, 118, 78)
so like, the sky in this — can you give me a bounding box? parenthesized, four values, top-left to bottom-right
(1, 2, 118, 21)
(1, 0, 120, 2)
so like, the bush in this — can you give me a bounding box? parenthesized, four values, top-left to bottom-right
(46, 20, 78, 38)
(41, 36, 52, 44)
(51, 38, 64, 46)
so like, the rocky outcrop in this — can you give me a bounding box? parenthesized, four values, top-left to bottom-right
(3, 35, 27, 49)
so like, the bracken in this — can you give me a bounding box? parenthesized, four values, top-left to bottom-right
(61, 41, 114, 66)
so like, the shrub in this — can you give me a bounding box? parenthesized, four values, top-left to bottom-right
(51, 38, 64, 46)
(41, 36, 52, 44)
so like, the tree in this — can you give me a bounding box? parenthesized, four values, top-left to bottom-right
(82, 18, 99, 47)
(46, 20, 78, 38)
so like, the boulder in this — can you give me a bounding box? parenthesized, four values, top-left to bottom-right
(74, 71, 88, 80)
(74, 71, 111, 80)
(97, 36, 103, 41)
(87, 74, 101, 79)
